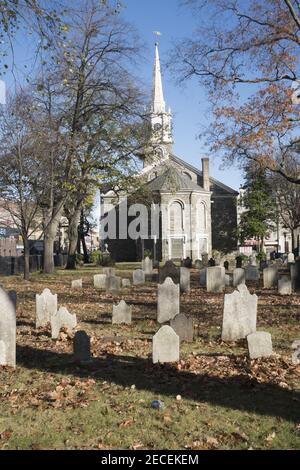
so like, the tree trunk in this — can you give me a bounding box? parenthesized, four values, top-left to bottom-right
(66, 206, 81, 270)
(43, 206, 64, 274)
(23, 236, 30, 281)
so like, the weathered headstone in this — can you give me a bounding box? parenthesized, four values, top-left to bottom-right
(180, 267, 190, 293)
(245, 266, 260, 281)
(112, 300, 132, 324)
(201, 253, 209, 266)
(152, 325, 179, 364)
(249, 253, 257, 266)
(182, 257, 192, 268)
(142, 257, 153, 275)
(133, 269, 145, 286)
(36, 288, 57, 328)
(122, 278, 131, 288)
(222, 284, 257, 341)
(71, 279, 82, 289)
(278, 275, 292, 295)
(157, 277, 180, 323)
(247, 332, 273, 359)
(0, 287, 16, 367)
(225, 274, 232, 287)
(288, 252, 295, 263)
(94, 274, 107, 289)
(263, 266, 278, 288)
(73, 331, 91, 362)
(170, 314, 193, 342)
(291, 339, 300, 365)
(159, 260, 180, 284)
(105, 275, 121, 295)
(194, 259, 202, 270)
(199, 268, 207, 287)
(206, 266, 225, 293)
(233, 268, 245, 287)
(51, 306, 77, 339)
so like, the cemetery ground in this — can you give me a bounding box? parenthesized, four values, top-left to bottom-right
(0, 265, 299, 450)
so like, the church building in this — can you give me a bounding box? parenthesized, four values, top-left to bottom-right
(101, 44, 238, 262)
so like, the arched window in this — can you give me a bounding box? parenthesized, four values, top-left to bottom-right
(198, 202, 207, 231)
(169, 201, 184, 233)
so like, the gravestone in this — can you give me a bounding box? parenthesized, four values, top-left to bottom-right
(71, 279, 82, 289)
(278, 276, 292, 295)
(199, 268, 207, 287)
(103, 267, 116, 276)
(152, 325, 180, 364)
(112, 300, 132, 324)
(233, 268, 245, 287)
(291, 339, 300, 365)
(194, 259, 202, 270)
(133, 269, 145, 286)
(170, 314, 193, 342)
(202, 253, 208, 266)
(157, 277, 180, 323)
(247, 332, 273, 359)
(222, 284, 257, 341)
(0, 287, 16, 367)
(245, 266, 260, 281)
(206, 266, 225, 293)
(51, 306, 77, 339)
(142, 257, 153, 275)
(74, 331, 91, 362)
(180, 267, 190, 293)
(208, 258, 216, 267)
(263, 266, 278, 288)
(288, 252, 295, 263)
(159, 260, 180, 284)
(182, 257, 192, 268)
(105, 275, 121, 295)
(225, 274, 232, 287)
(249, 253, 257, 266)
(122, 278, 131, 288)
(290, 261, 300, 291)
(36, 288, 57, 328)
(94, 274, 107, 289)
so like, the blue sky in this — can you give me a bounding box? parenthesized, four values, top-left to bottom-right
(3, 0, 244, 190)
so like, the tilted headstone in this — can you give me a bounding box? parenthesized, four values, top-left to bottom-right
(288, 252, 295, 263)
(105, 275, 121, 295)
(170, 314, 193, 342)
(152, 325, 180, 364)
(247, 332, 273, 359)
(194, 259, 202, 270)
(157, 277, 180, 323)
(278, 276, 292, 295)
(36, 288, 57, 328)
(233, 268, 245, 287)
(74, 331, 91, 362)
(291, 339, 300, 365)
(142, 257, 153, 275)
(133, 269, 145, 286)
(0, 287, 16, 367)
(71, 279, 82, 289)
(103, 267, 115, 276)
(180, 267, 190, 293)
(245, 266, 260, 282)
(222, 284, 257, 341)
(263, 266, 278, 288)
(206, 266, 225, 293)
(122, 278, 131, 288)
(159, 260, 180, 285)
(112, 300, 132, 325)
(94, 274, 107, 289)
(199, 268, 207, 287)
(51, 306, 77, 339)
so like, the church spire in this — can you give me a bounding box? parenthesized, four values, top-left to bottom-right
(151, 43, 166, 114)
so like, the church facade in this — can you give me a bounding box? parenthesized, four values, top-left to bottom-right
(101, 45, 238, 262)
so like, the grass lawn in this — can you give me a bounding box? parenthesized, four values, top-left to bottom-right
(0, 264, 299, 450)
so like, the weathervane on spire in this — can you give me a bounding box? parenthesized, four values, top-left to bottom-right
(153, 31, 162, 46)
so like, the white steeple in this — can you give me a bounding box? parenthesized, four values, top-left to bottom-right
(150, 42, 173, 153)
(151, 43, 166, 114)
